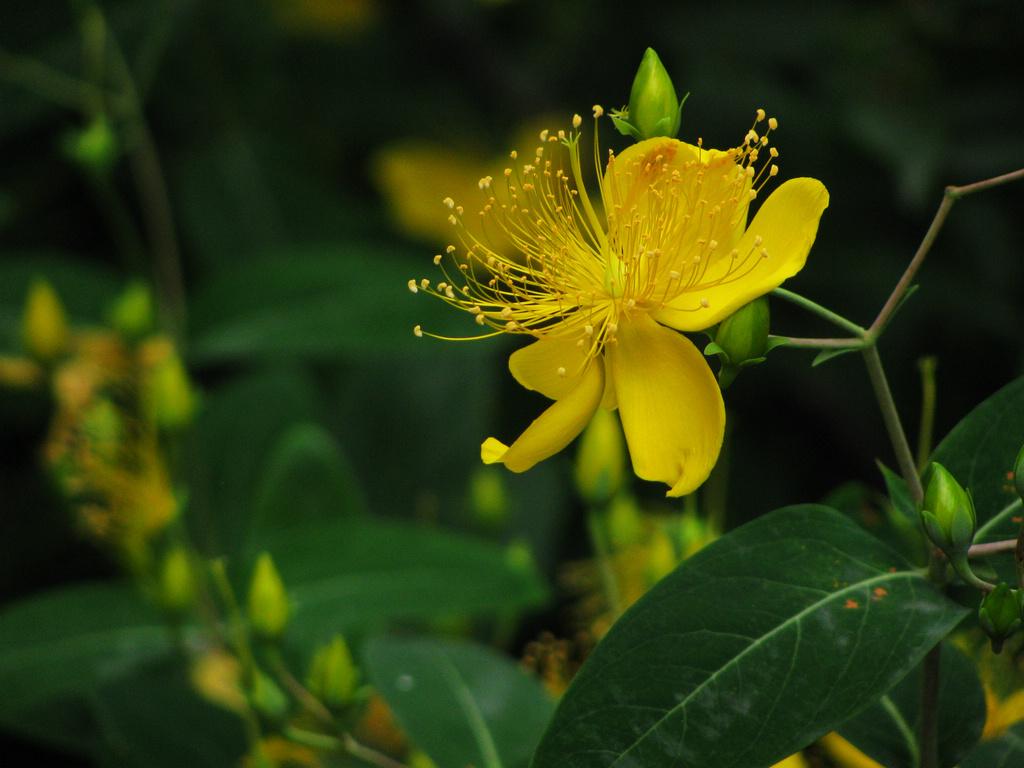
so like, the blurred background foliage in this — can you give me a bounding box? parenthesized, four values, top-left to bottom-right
(0, 0, 1022, 765)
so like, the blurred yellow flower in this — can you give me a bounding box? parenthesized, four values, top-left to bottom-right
(414, 110, 828, 495)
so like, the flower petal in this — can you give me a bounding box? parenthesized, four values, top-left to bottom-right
(651, 177, 829, 331)
(608, 313, 724, 496)
(482, 356, 605, 473)
(509, 336, 587, 401)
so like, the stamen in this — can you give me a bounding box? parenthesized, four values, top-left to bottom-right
(408, 280, 418, 293)
(414, 325, 423, 337)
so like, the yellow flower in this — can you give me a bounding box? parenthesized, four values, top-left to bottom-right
(413, 110, 828, 496)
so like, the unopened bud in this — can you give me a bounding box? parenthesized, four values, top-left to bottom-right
(919, 462, 976, 556)
(574, 408, 627, 505)
(248, 552, 290, 642)
(158, 546, 196, 616)
(610, 48, 685, 142)
(108, 280, 155, 342)
(307, 635, 359, 710)
(21, 277, 69, 363)
(978, 582, 1022, 654)
(605, 494, 645, 551)
(62, 115, 118, 175)
(248, 670, 290, 723)
(140, 336, 196, 430)
(705, 296, 781, 388)
(467, 467, 509, 529)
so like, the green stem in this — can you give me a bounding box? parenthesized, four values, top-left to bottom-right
(771, 287, 867, 337)
(770, 335, 862, 350)
(861, 344, 923, 503)
(916, 356, 938, 472)
(342, 732, 409, 768)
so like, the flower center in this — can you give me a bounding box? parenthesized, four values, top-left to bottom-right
(411, 109, 781, 366)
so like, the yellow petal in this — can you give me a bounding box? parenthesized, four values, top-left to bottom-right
(651, 177, 829, 331)
(509, 336, 588, 401)
(608, 314, 724, 496)
(482, 358, 605, 473)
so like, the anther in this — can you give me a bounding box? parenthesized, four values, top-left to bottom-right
(756, 108, 766, 122)
(408, 280, 419, 293)
(584, 325, 594, 336)
(479, 176, 492, 189)
(770, 166, 779, 176)
(573, 114, 583, 128)
(420, 279, 430, 289)
(540, 129, 549, 142)
(433, 254, 442, 265)
(593, 105, 604, 117)
(446, 245, 456, 253)
(557, 367, 567, 378)
(700, 297, 710, 308)
(475, 314, 486, 325)
(445, 286, 455, 298)
(769, 117, 778, 130)
(761, 249, 770, 259)
(500, 307, 513, 319)
(448, 215, 457, 225)
(753, 236, 763, 247)
(444, 197, 455, 208)
(414, 325, 423, 337)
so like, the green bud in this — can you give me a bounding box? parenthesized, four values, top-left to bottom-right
(307, 634, 359, 710)
(574, 408, 627, 505)
(108, 280, 155, 342)
(1013, 443, 1024, 501)
(248, 669, 290, 723)
(141, 336, 197, 430)
(605, 494, 645, 551)
(157, 545, 196, 616)
(62, 115, 119, 175)
(467, 466, 509, 529)
(705, 297, 782, 388)
(610, 48, 686, 142)
(248, 552, 290, 642)
(978, 582, 1022, 654)
(21, 277, 69, 363)
(920, 462, 976, 556)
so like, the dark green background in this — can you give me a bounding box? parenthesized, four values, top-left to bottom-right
(1, 0, 1022, 764)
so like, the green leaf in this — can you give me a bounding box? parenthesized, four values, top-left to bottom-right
(248, 518, 550, 644)
(837, 641, 986, 768)
(877, 460, 917, 526)
(91, 658, 247, 768)
(364, 635, 555, 768)
(932, 376, 1024, 544)
(252, 421, 369, 544)
(187, 245, 490, 364)
(530, 505, 967, 768)
(812, 346, 860, 366)
(0, 582, 171, 717)
(961, 720, 1024, 768)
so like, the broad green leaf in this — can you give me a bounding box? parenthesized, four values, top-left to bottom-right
(248, 518, 550, 644)
(811, 346, 860, 366)
(961, 721, 1024, 768)
(91, 658, 247, 768)
(364, 635, 555, 768)
(837, 641, 986, 768)
(251, 421, 369, 544)
(187, 245, 487, 364)
(932, 376, 1024, 544)
(0, 581, 171, 717)
(192, 369, 320, 553)
(530, 505, 967, 768)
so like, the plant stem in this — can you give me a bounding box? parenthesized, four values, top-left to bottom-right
(772, 287, 866, 337)
(769, 335, 862, 350)
(861, 344, 923, 504)
(916, 356, 938, 472)
(587, 507, 624, 619)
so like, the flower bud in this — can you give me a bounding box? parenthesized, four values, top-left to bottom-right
(108, 280, 155, 342)
(574, 408, 627, 505)
(919, 462, 976, 556)
(605, 494, 645, 551)
(62, 115, 119, 176)
(1013, 443, 1024, 501)
(248, 670, 290, 724)
(140, 336, 196, 430)
(158, 545, 196, 616)
(467, 466, 509, 530)
(307, 634, 359, 710)
(248, 552, 290, 642)
(21, 277, 69, 363)
(978, 582, 1022, 654)
(705, 296, 779, 388)
(610, 48, 685, 142)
